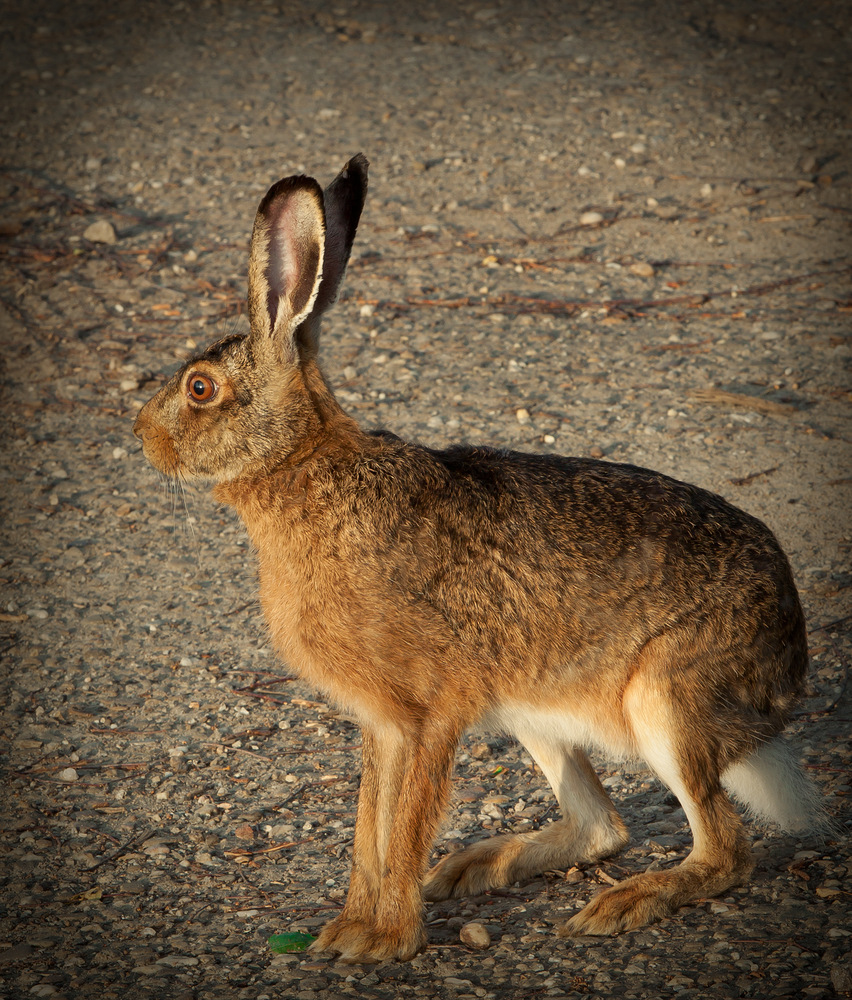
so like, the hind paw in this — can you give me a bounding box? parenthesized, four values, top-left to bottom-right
(558, 875, 677, 937)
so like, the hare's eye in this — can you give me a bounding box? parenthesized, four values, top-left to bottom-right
(188, 373, 217, 402)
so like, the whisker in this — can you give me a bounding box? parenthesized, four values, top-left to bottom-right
(177, 474, 197, 540)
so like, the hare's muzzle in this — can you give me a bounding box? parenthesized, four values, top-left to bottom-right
(133, 402, 181, 477)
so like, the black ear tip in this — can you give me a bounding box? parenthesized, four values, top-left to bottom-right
(344, 152, 369, 184)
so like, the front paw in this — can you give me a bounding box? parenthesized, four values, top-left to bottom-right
(311, 913, 426, 963)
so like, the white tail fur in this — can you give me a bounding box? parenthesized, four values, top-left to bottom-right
(722, 738, 824, 833)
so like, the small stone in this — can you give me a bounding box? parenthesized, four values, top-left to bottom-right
(0, 944, 34, 963)
(459, 922, 490, 950)
(234, 823, 255, 841)
(832, 963, 852, 994)
(543, 434, 555, 444)
(629, 261, 655, 277)
(58, 768, 78, 782)
(143, 843, 170, 856)
(112, 447, 128, 460)
(83, 220, 117, 244)
(119, 378, 139, 392)
(589, 446, 604, 459)
(515, 408, 530, 424)
(815, 886, 841, 899)
(580, 211, 604, 226)
(799, 154, 819, 175)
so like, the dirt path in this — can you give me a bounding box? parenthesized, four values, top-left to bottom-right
(1, 2, 850, 998)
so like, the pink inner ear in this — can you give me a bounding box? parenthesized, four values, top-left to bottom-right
(263, 192, 321, 333)
(265, 205, 299, 330)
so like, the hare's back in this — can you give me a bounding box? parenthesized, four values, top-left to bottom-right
(433, 444, 782, 565)
(346, 440, 802, 628)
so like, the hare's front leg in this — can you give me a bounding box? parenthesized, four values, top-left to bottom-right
(311, 726, 404, 956)
(312, 719, 457, 963)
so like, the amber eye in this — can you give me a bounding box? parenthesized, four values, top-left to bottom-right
(187, 373, 217, 402)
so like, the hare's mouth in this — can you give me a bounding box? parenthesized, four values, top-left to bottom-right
(134, 420, 183, 479)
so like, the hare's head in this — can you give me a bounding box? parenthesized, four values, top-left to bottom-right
(133, 155, 368, 483)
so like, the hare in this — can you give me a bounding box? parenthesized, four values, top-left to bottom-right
(134, 154, 820, 964)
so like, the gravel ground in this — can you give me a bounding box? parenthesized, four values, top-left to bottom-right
(1, 2, 850, 998)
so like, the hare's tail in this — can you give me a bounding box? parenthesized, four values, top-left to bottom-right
(722, 738, 827, 833)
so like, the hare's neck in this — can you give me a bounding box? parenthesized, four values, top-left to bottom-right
(301, 355, 348, 429)
(213, 424, 367, 541)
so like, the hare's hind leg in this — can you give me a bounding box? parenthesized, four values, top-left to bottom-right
(561, 692, 753, 937)
(423, 740, 629, 902)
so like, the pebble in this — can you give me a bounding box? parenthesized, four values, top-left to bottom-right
(515, 408, 531, 424)
(832, 964, 852, 994)
(58, 768, 78, 782)
(460, 922, 491, 950)
(629, 261, 655, 277)
(579, 211, 604, 226)
(83, 220, 117, 244)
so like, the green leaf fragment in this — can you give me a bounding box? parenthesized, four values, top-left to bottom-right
(268, 932, 316, 953)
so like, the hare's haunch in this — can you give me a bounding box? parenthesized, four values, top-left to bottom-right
(135, 154, 819, 964)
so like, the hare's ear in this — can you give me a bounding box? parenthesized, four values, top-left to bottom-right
(247, 175, 326, 353)
(297, 153, 369, 356)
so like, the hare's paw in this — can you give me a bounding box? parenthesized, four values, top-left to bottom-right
(558, 874, 676, 937)
(311, 913, 426, 963)
(423, 837, 518, 901)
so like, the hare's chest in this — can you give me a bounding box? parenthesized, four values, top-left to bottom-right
(255, 546, 361, 682)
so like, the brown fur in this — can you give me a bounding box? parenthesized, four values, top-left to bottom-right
(134, 154, 815, 963)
